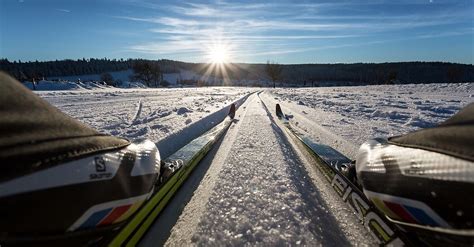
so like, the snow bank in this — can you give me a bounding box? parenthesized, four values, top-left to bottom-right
(48, 69, 133, 82)
(23, 80, 84, 90)
(115, 81, 147, 88)
(41, 87, 256, 159)
(48, 69, 206, 86)
(155, 93, 251, 158)
(23, 79, 148, 91)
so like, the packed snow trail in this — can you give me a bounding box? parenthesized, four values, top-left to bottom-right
(162, 93, 374, 246)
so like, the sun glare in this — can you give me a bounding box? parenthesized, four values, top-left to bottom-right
(200, 38, 239, 86)
(208, 45, 230, 64)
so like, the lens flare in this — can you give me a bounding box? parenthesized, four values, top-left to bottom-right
(208, 44, 229, 64)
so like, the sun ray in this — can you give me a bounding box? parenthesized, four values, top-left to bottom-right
(219, 62, 232, 86)
(202, 62, 216, 80)
(199, 35, 239, 85)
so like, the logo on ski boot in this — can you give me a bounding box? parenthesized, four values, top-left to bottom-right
(95, 157, 106, 172)
(90, 156, 112, 180)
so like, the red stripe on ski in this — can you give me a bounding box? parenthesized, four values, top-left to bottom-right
(98, 205, 131, 226)
(383, 201, 418, 224)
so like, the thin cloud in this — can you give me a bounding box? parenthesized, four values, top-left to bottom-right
(56, 8, 71, 13)
(416, 30, 474, 39)
(116, 0, 473, 62)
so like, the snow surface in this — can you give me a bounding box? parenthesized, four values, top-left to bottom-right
(165, 94, 375, 246)
(38, 87, 254, 158)
(268, 83, 473, 158)
(47, 69, 217, 85)
(48, 69, 135, 82)
(34, 82, 473, 245)
(23, 79, 148, 90)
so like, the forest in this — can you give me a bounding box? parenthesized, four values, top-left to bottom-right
(1, 58, 473, 86)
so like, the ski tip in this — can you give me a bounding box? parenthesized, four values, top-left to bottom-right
(276, 104, 283, 118)
(228, 103, 236, 119)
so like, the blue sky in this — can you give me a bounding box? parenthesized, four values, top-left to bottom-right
(0, 0, 473, 64)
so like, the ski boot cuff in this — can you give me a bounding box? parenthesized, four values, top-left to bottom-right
(0, 72, 131, 182)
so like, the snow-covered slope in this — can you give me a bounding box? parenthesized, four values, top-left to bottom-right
(48, 70, 134, 82)
(47, 69, 212, 85)
(23, 79, 149, 90)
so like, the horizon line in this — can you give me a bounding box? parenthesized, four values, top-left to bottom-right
(1, 57, 473, 66)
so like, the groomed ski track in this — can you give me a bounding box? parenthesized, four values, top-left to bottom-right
(140, 92, 376, 246)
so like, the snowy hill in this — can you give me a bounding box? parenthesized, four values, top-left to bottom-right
(22, 79, 147, 90)
(48, 70, 134, 82)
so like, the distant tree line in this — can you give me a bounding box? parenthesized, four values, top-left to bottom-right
(0, 58, 131, 81)
(265, 61, 283, 88)
(196, 61, 474, 85)
(278, 62, 474, 85)
(0, 58, 194, 82)
(1, 58, 472, 85)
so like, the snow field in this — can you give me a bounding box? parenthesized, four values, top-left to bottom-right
(269, 83, 473, 158)
(39, 87, 255, 157)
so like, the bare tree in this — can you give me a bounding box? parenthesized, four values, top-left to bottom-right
(100, 72, 115, 86)
(265, 61, 282, 88)
(131, 60, 162, 87)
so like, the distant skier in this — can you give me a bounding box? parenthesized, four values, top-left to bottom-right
(0, 72, 161, 246)
(355, 103, 473, 245)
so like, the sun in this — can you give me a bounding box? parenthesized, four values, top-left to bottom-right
(200, 37, 238, 86)
(208, 45, 230, 64)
